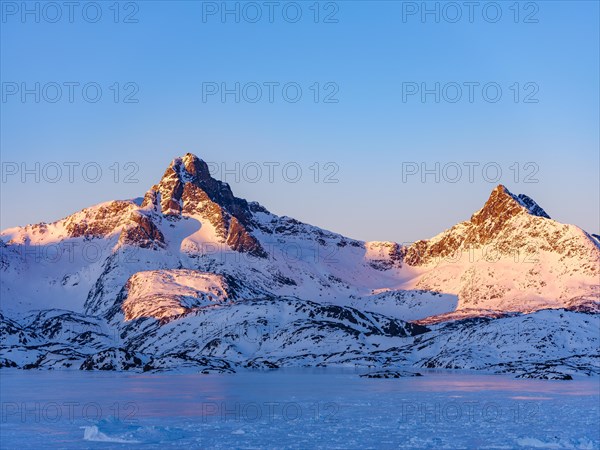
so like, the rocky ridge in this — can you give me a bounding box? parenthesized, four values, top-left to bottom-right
(1, 153, 598, 378)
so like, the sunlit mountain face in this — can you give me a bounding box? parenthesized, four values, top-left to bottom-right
(1, 153, 598, 379)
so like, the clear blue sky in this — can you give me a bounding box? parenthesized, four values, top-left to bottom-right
(1, 1, 598, 243)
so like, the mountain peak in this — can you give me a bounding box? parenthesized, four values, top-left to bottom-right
(145, 152, 231, 216)
(167, 153, 212, 185)
(471, 185, 550, 224)
(140, 152, 266, 257)
(403, 184, 553, 266)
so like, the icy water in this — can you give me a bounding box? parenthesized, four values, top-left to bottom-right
(0, 369, 598, 449)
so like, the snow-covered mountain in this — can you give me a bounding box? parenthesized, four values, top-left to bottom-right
(403, 184, 599, 318)
(1, 153, 598, 378)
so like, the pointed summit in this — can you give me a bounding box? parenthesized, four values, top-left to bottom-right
(149, 153, 215, 216)
(144, 153, 250, 221)
(169, 153, 213, 184)
(404, 185, 552, 266)
(142, 153, 266, 257)
(471, 185, 550, 225)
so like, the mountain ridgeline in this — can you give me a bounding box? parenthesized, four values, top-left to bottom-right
(1, 153, 598, 378)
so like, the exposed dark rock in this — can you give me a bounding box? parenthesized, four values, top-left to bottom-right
(65, 201, 133, 239)
(515, 371, 573, 381)
(80, 348, 143, 371)
(405, 185, 554, 266)
(0, 358, 18, 368)
(244, 359, 279, 369)
(226, 216, 267, 258)
(360, 370, 422, 378)
(119, 213, 165, 249)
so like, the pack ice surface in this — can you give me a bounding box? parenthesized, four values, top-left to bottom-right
(0, 369, 598, 449)
(1, 153, 599, 447)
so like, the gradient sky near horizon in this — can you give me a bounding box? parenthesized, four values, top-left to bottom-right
(1, 1, 598, 243)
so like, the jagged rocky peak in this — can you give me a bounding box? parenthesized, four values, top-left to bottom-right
(471, 184, 550, 225)
(143, 153, 252, 222)
(141, 153, 266, 257)
(404, 185, 553, 266)
(142, 153, 208, 215)
(165, 153, 220, 191)
(177, 152, 213, 182)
